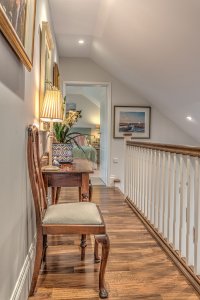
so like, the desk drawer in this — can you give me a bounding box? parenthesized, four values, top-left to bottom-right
(47, 173, 81, 187)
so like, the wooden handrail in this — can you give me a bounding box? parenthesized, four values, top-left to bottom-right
(126, 140, 200, 157)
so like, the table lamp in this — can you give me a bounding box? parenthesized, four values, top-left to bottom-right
(40, 87, 63, 170)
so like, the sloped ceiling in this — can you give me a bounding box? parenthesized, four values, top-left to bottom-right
(49, 0, 200, 142)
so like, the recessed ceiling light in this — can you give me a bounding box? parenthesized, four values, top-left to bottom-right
(78, 40, 84, 44)
(186, 116, 192, 121)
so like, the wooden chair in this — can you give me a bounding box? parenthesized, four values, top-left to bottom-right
(27, 125, 110, 299)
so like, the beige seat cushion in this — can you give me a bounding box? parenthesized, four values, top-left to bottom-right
(43, 202, 103, 225)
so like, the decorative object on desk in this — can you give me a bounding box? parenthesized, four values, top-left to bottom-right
(53, 110, 82, 144)
(40, 87, 63, 170)
(114, 106, 151, 139)
(0, 0, 36, 71)
(53, 111, 83, 163)
(52, 143, 73, 163)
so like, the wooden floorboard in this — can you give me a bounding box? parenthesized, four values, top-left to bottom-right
(29, 186, 200, 299)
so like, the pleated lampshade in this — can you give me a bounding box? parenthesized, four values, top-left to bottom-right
(41, 89, 63, 122)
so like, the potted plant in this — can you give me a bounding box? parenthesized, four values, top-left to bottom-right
(52, 110, 84, 163)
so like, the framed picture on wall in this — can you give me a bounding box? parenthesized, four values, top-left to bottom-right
(114, 106, 151, 138)
(39, 21, 54, 129)
(66, 102, 76, 111)
(0, 0, 36, 71)
(53, 62, 60, 89)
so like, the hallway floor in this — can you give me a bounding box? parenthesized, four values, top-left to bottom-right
(29, 186, 199, 299)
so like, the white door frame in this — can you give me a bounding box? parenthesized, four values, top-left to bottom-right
(63, 81, 112, 186)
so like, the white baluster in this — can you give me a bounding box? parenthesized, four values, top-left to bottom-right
(141, 148, 145, 214)
(129, 145, 132, 200)
(133, 147, 136, 204)
(138, 147, 142, 210)
(133, 147, 135, 204)
(125, 145, 129, 197)
(158, 151, 165, 233)
(186, 156, 194, 267)
(124, 144, 128, 197)
(135, 146, 138, 205)
(130, 146, 134, 202)
(129, 145, 132, 199)
(151, 150, 157, 224)
(134, 147, 137, 204)
(155, 151, 161, 229)
(173, 154, 181, 251)
(167, 153, 174, 244)
(140, 148, 143, 211)
(163, 152, 168, 239)
(179, 155, 187, 258)
(148, 149, 153, 222)
(144, 149, 149, 218)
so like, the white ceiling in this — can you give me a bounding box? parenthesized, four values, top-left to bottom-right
(49, 0, 200, 142)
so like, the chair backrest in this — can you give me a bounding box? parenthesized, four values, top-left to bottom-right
(27, 125, 47, 226)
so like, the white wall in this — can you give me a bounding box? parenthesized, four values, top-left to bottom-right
(66, 94, 100, 128)
(60, 58, 197, 191)
(0, 1, 58, 299)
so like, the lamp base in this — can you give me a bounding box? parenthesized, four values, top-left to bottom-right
(42, 165, 60, 171)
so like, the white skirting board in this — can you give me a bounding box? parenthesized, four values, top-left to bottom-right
(10, 235, 36, 300)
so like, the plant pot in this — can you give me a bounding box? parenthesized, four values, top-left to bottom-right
(52, 143, 73, 164)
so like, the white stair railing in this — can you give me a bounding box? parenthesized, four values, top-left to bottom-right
(125, 141, 200, 277)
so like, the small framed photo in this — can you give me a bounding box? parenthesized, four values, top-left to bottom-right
(66, 102, 76, 111)
(114, 106, 151, 138)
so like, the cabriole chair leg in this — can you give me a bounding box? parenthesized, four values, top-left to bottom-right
(95, 234, 110, 299)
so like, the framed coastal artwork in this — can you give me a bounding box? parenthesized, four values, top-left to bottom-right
(114, 106, 151, 138)
(0, 0, 36, 71)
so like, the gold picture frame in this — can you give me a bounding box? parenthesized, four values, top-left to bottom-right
(0, 0, 36, 71)
(53, 62, 60, 89)
(39, 21, 54, 129)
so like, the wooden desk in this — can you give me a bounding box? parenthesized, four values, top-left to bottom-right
(42, 158, 93, 204)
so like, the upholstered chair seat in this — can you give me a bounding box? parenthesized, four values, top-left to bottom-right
(43, 202, 103, 225)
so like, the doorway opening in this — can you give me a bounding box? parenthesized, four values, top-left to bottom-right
(63, 81, 111, 186)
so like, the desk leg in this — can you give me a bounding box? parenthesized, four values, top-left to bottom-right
(43, 175, 48, 203)
(52, 187, 56, 205)
(55, 187, 61, 204)
(80, 234, 87, 260)
(80, 173, 90, 257)
(79, 187, 81, 202)
(81, 173, 89, 202)
(51, 187, 61, 205)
